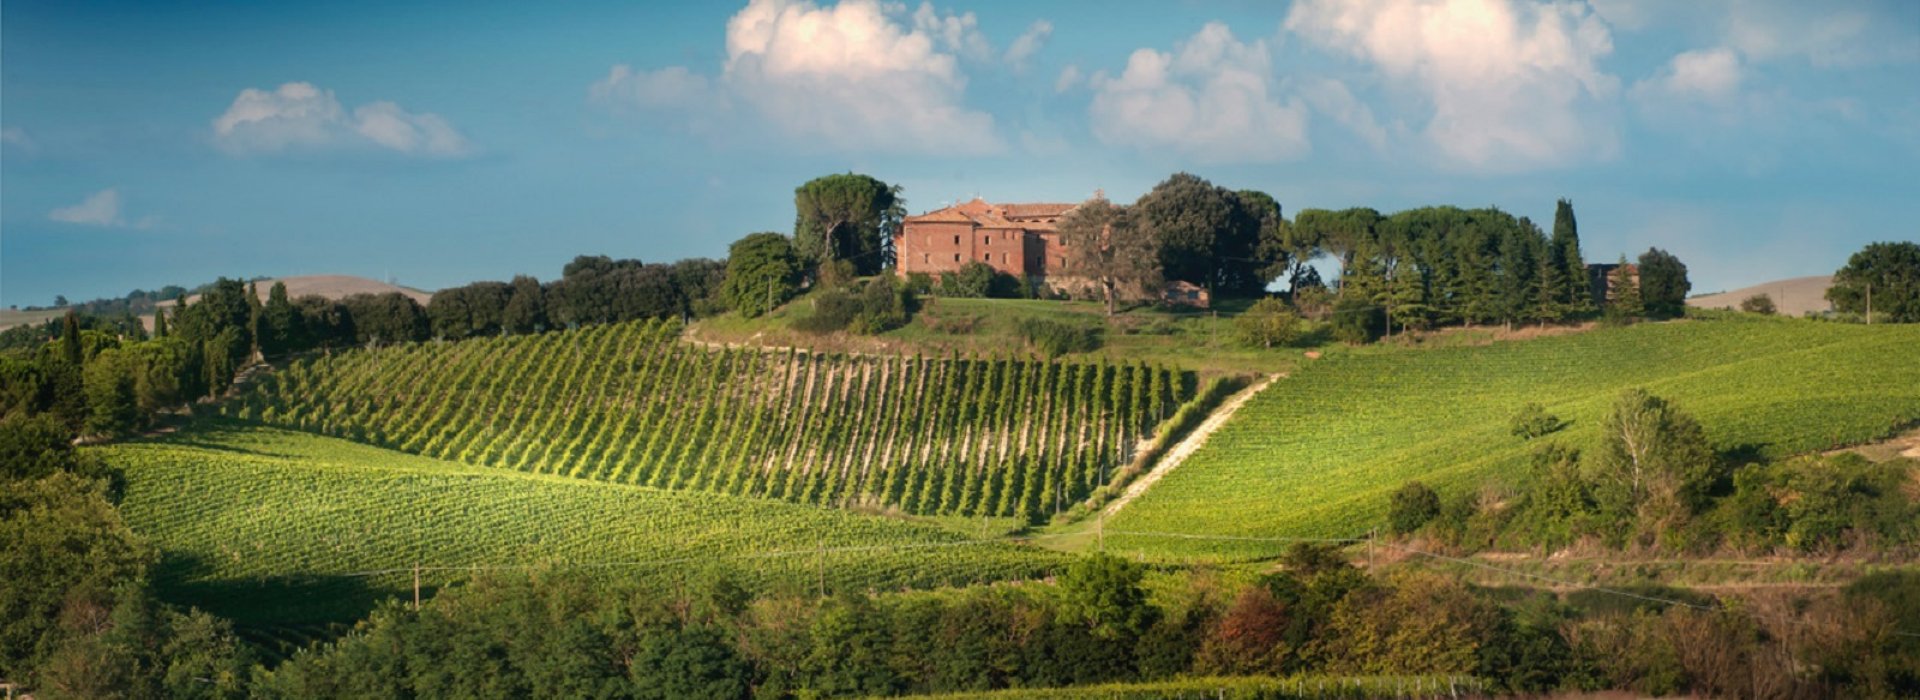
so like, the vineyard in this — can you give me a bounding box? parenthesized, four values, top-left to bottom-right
(227, 319, 1192, 523)
(94, 424, 1069, 630)
(1109, 316, 1920, 559)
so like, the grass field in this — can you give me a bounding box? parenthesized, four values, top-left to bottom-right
(1105, 315, 1920, 560)
(93, 423, 1068, 632)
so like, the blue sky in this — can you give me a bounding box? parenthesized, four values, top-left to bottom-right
(4, 0, 1917, 306)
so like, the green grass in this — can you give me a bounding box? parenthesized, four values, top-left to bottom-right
(1106, 315, 1920, 560)
(692, 288, 1305, 376)
(92, 423, 1068, 630)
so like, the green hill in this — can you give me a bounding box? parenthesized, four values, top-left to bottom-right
(93, 424, 1068, 630)
(1106, 316, 1920, 559)
(229, 319, 1193, 523)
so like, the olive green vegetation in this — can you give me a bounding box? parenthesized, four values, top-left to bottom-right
(694, 290, 1310, 376)
(1108, 315, 1920, 559)
(90, 424, 1068, 629)
(891, 675, 1490, 699)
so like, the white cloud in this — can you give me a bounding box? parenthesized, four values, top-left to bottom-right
(1054, 64, 1082, 93)
(1004, 20, 1052, 69)
(1632, 47, 1741, 103)
(49, 189, 126, 227)
(1088, 23, 1310, 164)
(1726, 5, 1919, 68)
(595, 0, 1001, 154)
(1285, 0, 1620, 171)
(1300, 78, 1390, 152)
(211, 82, 471, 157)
(1, 127, 33, 150)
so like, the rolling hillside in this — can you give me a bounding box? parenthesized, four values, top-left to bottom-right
(94, 424, 1067, 629)
(139, 274, 434, 332)
(227, 318, 1195, 523)
(1687, 275, 1833, 317)
(1105, 316, 1920, 559)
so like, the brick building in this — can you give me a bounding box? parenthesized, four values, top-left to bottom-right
(893, 198, 1079, 280)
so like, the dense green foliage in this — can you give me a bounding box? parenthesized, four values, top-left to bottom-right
(1014, 317, 1104, 358)
(793, 173, 904, 278)
(1136, 173, 1263, 296)
(1235, 298, 1301, 348)
(1056, 196, 1162, 315)
(792, 275, 918, 335)
(1827, 240, 1920, 322)
(228, 320, 1189, 523)
(723, 232, 805, 318)
(1636, 248, 1691, 319)
(93, 425, 1067, 628)
(1110, 316, 1920, 558)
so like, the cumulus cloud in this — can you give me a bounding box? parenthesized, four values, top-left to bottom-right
(1285, 0, 1620, 171)
(211, 82, 471, 157)
(1300, 78, 1391, 152)
(1088, 23, 1310, 164)
(1632, 47, 1741, 103)
(1726, 5, 1919, 68)
(1, 127, 33, 150)
(593, 0, 1002, 154)
(49, 189, 129, 227)
(1004, 20, 1052, 69)
(1054, 65, 1082, 93)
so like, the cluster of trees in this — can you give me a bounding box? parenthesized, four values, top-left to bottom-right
(1390, 389, 1919, 554)
(429, 256, 726, 340)
(1055, 174, 1272, 315)
(241, 545, 1917, 698)
(1, 415, 252, 696)
(1827, 240, 1920, 323)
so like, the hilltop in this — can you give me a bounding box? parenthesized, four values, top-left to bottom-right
(1687, 275, 1833, 317)
(139, 274, 432, 331)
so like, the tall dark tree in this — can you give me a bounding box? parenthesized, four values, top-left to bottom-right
(1550, 199, 1590, 313)
(669, 258, 728, 318)
(1636, 248, 1691, 319)
(1135, 173, 1262, 296)
(502, 275, 548, 334)
(260, 281, 300, 357)
(341, 292, 429, 345)
(1058, 196, 1161, 316)
(1238, 189, 1289, 290)
(151, 305, 167, 338)
(1499, 219, 1543, 329)
(793, 173, 904, 277)
(721, 233, 804, 318)
(60, 312, 83, 367)
(1826, 241, 1920, 323)
(428, 281, 512, 339)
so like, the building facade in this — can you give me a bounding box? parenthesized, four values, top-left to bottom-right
(893, 198, 1078, 280)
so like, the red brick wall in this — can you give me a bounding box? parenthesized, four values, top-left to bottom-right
(896, 221, 976, 276)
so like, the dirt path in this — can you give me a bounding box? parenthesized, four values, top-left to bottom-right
(1101, 374, 1278, 519)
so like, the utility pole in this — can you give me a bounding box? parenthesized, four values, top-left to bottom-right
(1866, 282, 1873, 325)
(412, 562, 421, 610)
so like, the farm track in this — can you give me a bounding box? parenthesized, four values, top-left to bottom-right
(1101, 374, 1278, 519)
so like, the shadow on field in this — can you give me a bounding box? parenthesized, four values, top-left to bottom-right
(153, 551, 425, 632)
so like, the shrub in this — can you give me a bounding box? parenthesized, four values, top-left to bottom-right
(1015, 318, 1103, 358)
(791, 277, 919, 335)
(1509, 403, 1565, 440)
(937, 262, 1023, 299)
(1234, 298, 1301, 349)
(1738, 294, 1776, 315)
(1388, 481, 1442, 535)
(1329, 298, 1381, 345)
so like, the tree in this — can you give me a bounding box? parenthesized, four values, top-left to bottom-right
(1588, 389, 1715, 545)
(1057, 553, 1158, 641)
(1607, 257, 1644, 321)
(668, 258, 728, 318)
(428, 281, 512, 339)
(502, 275, 548, 334)
(151, 306, 167, 338)
(1636, 248, 1690, 319)
(1057, 196, 1161, 316)
(1136, 174, 1262, 296)
(1739, 294, 1776, 315)
(793, 173, 904, 277)
(721, 233, 803, 319)
(1234, 298, 1301, 348)
(0, 472, 154, 687)
(60, 312, 83, 367)
(1550, 199, 1591, 314)
(82, 349, 137, 435)
(260, 281, 299, 357)
(1388, 481, 1442, 535)
(1498, 221, 1543, 329)
(1827, 241, 1920, 323)
(341, 292, 429, 346)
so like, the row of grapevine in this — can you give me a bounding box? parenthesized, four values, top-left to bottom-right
(230, 319, 1195, 522)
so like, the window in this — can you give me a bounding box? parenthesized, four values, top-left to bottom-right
(983, 235, 990, 245)
(1001, 253, 1008, 264)
(953, 253, 960, 262)
(953, 235, 960, 245)
(922, 253, 929, 264)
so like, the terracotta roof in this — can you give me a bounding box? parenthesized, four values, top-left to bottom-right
(906, 209, 977, 224)
(1000, 203, 1077, 219)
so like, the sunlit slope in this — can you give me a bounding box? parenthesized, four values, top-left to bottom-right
(96, 424, 1067, 626)
(228, 319, 1191, 523)
(1108, 316, 1920, 559)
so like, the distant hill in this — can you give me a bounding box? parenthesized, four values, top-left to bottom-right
(1688, 275, 1833, 317)
(140, 275, 434, 331)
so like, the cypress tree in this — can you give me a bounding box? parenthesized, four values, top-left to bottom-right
(1552, 199, 1591, 313)
(152, 306, 168, 337)
(1608, 256, 1644, 320)
(61, 311, 84, 366)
